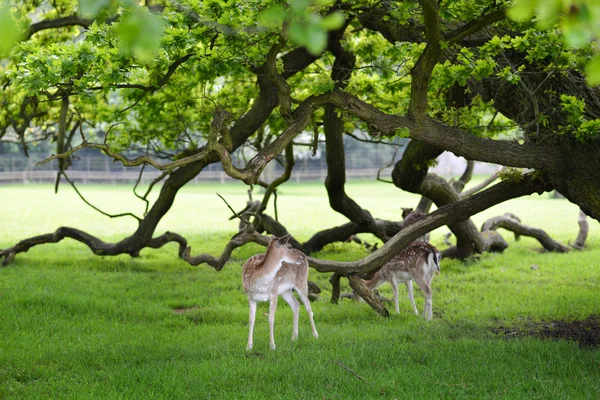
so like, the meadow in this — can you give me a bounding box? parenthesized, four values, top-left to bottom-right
(1, 180, 599, 399)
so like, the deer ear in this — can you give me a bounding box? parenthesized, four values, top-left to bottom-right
(280, 234, 292, 244)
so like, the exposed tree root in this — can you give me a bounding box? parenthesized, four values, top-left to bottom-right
(0, 227, 187, 267)
(481, 213, 522, 241)
(481, 230, 509, 253)
(572, 209, 589, 250)
(481, 214, 570, 253)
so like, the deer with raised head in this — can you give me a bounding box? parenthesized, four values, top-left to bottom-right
(242, 234, 318, 350)
(401, 207, 430, 243)
(364, 241, 441, 320)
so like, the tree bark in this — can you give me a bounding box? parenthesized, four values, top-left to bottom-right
(302, 220, 402, 254)
(348, 275, 389, 317)
(483, 216, 570, 253)
(324, 104, 388, 240)
(573, 209, 589, 250)
(329, 273, 342, 304)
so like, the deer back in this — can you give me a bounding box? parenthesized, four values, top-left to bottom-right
(382, 242, 440, 279)
(242, 254, 266, 292)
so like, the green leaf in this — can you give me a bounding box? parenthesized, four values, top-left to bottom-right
(289, 19, 327, 55)
(585, 55, 600, 86)
(259, 5, 287, 26)
(0, 6, 22, 57)
(116, 8, 165, 61)
(396, 127, 410, 138)
(561, 14, 592, 48)
(312, 0, 335, 6)
(290, 0, 310, 16)
(535, 0, 561, 29)
(305, 22, 327, 55)
(320, 11, 345, 30)
(507, 0, 535, 22)
(79, 0, 112, 17)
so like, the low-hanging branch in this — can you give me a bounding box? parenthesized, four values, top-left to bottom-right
(461, 167, 506, 198)
(258, 144, 295, 214)
(0, 227, 186, 267)
(37, 140, 212, 172)
(62, 171, 142, 222)
(182, 230, 267, 270)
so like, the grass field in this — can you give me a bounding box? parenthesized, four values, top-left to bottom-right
(1, 181, 599, 399)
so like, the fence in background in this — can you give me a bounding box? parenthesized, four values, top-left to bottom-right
(0, 152, 499, 184)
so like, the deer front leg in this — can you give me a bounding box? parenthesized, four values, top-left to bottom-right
(268, 293, 278, 350)
(281, 290, 300, 341)
(247, 298, 257, 350)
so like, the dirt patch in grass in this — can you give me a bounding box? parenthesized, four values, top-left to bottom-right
(493, 315, 600, 348)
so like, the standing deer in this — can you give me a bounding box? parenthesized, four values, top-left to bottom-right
(364, 241, 441, 320)
(242, 234, 318, 350)
(401, 207, 430, 243)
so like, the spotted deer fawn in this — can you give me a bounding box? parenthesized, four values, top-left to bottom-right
(242, 234, 318, 350)
(401, 207, 430, 243)
(364, 241, 441, 320)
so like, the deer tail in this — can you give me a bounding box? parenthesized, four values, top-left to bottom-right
(428, 251, 441, 274)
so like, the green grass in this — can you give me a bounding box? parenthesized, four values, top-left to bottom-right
(1, 181, 599, 399)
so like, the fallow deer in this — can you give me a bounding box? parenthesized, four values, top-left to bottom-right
(364, 241, 441, 320)
(401, 207, 430, 243)
(242, 234, 318, 350)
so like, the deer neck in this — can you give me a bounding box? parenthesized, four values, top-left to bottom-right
(364, 271, 384, 291)
(258, 250, 290, 278)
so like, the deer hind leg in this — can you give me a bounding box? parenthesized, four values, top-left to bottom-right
(413, 274, 433, 320)
(247, 298, 257, 350)
(281, 290, 300, 341)
(390, 277, 400, 314)
(295, 285, 318, 339)
(405, 280, 419, 315)
(268, 293, 278, 350)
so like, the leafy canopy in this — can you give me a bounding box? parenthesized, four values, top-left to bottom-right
(0, 0, 598, 159)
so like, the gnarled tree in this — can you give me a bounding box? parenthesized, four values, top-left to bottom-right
(1, 1, 598, 298)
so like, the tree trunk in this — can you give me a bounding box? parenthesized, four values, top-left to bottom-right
(324, 104, 388, 240)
